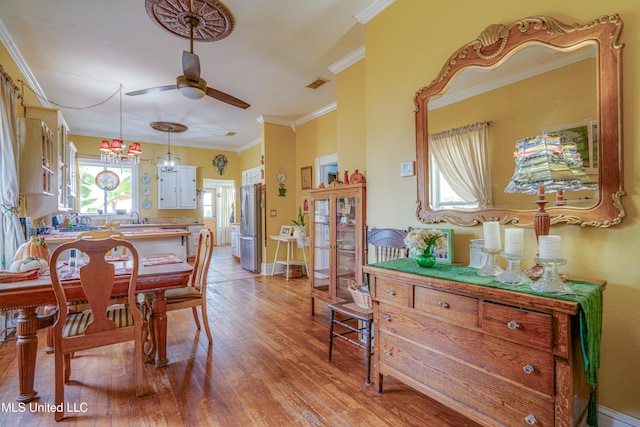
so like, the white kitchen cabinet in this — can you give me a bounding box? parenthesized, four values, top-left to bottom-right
(230, 223, 240, 258)
(158, 165, 197, 209)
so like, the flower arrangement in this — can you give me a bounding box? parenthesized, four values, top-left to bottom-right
(404, 228, 445, 253)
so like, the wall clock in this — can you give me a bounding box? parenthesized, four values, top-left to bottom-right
(95, 171, 120, 191)
(276, 168, 286, 184)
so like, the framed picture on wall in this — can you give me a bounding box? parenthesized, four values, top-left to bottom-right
(301, 166, 312, 189)
(302, 196, 310, 213)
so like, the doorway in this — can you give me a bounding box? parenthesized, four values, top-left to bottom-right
(203, 179, 236, 245)
(314, 153, 339, 187)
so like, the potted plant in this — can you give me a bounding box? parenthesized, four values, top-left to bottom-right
(291, 207, 307, 237)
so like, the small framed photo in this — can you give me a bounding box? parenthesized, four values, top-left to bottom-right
(279, 225, 292, 237)
(301, 166, 313, 189)
(301, 196, 310, 213)
(400, 161, 415, 177)
(408, 228, 454, 264)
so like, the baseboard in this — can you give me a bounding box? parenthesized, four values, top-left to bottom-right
(599, 405, 640, 427)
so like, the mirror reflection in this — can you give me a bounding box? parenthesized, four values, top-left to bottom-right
(415, 15, 625, 228)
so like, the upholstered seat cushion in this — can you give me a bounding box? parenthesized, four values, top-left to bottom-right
(144, 286, 199, 306)
(63, 307, 134, 338)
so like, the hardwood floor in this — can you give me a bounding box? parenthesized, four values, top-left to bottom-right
(0, 246, 479, 426)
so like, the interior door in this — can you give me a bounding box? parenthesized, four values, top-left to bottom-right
(202, 190, 217, 245)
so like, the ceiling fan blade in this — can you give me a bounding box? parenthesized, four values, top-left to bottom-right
(182, 51, 201, 82)
(206, 87, 251, 109)
(125, 85, 177, 96)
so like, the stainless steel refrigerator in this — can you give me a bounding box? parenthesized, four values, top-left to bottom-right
(239, 184, 262, 273)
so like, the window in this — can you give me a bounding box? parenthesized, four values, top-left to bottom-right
(429, 159, 479, 210)
(77, 158, 138, 216)
(202, 191, 214, 218)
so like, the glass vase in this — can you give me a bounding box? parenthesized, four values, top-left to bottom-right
(416, 246, 436, 268)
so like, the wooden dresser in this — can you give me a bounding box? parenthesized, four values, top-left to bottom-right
(364, 262, 604, 427)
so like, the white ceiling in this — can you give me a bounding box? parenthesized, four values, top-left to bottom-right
(0, 0, 383, 151)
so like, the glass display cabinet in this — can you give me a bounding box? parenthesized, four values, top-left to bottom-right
(309, 184, 366, 315)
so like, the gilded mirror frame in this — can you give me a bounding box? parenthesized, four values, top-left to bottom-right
(415, 15, 624, 228)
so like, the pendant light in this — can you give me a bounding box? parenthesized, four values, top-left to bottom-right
(99, 84, 142, 164)
(151, 121, 188, 173)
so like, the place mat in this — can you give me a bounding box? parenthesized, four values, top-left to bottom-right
(141, 254, 182, 266)
(0, 269, 40, 283)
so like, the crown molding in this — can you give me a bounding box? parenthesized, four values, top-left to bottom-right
(238, 137, 262, 154)
(0, 18, 49, 106)
(329, 45, 365, 75)
(257, 115, 293, 127)
(294, 102, 337, 127)
(354, 0, 395, 24)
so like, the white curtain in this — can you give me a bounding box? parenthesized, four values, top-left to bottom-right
(218, 185, 234, 245)
(0, 66, 25, 269)
(429, 121, 493, 208)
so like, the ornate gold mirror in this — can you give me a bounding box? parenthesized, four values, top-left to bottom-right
(415, 15, 624, 228)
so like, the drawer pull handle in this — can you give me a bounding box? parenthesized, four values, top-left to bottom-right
(438, 301, 449, 308)
(507, 320, 520, 330)
(525, 414, 537, 425)
(523, 364, 535, 374)
(386, 289, 396, 296)
(384, 349, 393, 356)
(383, 315, 392, 321)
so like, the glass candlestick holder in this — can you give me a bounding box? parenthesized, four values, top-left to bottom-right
(530, 257, 573, 295)
(496, 252, 532, 285)
(477, 248, 504, 276)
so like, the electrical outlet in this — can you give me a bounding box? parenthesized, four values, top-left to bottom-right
(270, 210, 277, 217)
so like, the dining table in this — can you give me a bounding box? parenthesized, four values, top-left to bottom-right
(0, 253, 193, 403)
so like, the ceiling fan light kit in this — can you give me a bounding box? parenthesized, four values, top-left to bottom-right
(126, 0, 250, 109)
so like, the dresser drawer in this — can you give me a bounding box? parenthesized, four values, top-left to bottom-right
(378, 303, 554, 395)
(379, 332, 555, 427)
(373, 278, 411, 307)
(414, 286, 478, 326)
(482, 302, 553, 349)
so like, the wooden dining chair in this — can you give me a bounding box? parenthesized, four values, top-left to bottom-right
(49, 237, 144, 421)
(77, 229, 127, 256)
(145, 228, 214, 352)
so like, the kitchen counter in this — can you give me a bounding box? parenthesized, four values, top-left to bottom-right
(43, 229, 190, 261)
(113, 223, 204, 229)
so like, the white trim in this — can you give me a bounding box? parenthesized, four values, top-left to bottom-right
(0, 18, 49, 107)
(598, 406, 640, 427)
(354, 0, 396, 24)
(238, 137, 262, 154)
(294, 102, 337, 127)
(329, 45, 365, 75)
(257, 115, 293, 127)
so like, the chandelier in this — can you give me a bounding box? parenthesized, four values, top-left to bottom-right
(99, 84, 142, 164)
(151, 121, 188, 173)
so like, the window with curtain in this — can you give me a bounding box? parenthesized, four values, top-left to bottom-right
(77, 158, 138, 216)
(429, 121, 493, 210)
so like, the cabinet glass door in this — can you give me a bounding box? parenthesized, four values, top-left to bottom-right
(335, 196, 357, 300)
(312, 197, 331, 298)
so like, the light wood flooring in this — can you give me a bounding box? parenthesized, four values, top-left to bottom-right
(0, 246, 479, 426)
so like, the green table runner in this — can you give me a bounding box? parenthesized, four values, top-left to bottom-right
(367, 258, 602, 427)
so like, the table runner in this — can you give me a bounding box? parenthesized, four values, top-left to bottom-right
(366, 258, 602, 426)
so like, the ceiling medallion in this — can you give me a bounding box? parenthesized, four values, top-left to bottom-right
(145, 0, 234, 42)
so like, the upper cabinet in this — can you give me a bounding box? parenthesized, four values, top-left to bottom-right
(18, 117, 56, 196)
(23, 105, 73, 212)
(158, 165, 197, 209)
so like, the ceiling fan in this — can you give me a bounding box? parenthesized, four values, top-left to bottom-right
(125, 15, 250, 109)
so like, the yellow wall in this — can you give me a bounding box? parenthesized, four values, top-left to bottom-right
(363, 0, 640, 418)
(295, 109, 337, 197)
(263, 122, 296, 262)
(337, 59, 367, 176)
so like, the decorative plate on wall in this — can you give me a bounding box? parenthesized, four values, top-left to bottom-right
(141, 174, 151, 185)
(142, 187, 152, 196)
(142, 199, 152, 210)
(95, 171, 120, 191)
